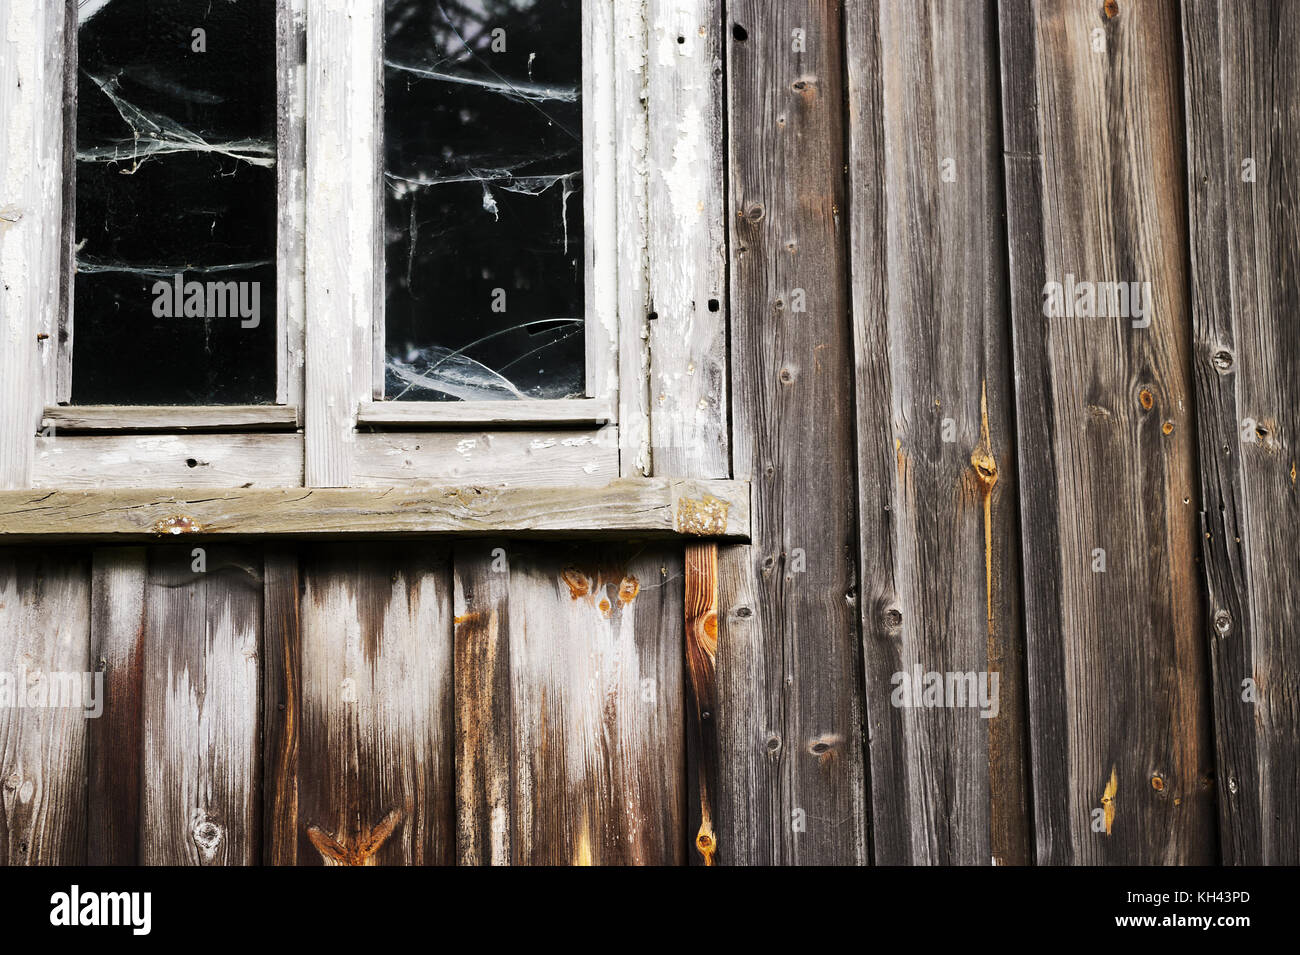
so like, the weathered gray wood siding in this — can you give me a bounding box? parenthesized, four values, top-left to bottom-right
(1181, 0, 1300, 866)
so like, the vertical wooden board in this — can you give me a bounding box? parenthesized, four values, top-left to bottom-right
(997, 0, 1213, 863)
(647, 0, 730, 478)
(456, 543, 685, 864)
(140, 547, 262, 865)
(684, 542, 720, 864)
(0, 549, 90, 865)
(88, 547, 146, 865)
(0, 0, 67, 486)
(1182, 0, 1300, 865)
(298, 544, 454, 865)
(721, 0, 868, 864)
(846, 0, 1030, 865)
(262, 548, 301, 865)
(453, 543, 513, 865)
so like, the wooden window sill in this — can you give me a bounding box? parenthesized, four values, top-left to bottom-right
(356, 398, 613, 429)
(41, 405, 301, 433)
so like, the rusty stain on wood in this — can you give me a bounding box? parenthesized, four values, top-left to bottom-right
(970, 381, 999, 625)
(307, 806, 403, 866)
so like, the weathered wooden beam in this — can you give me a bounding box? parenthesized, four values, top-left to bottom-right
(296, 544, 454, 865)
(87, 547, 147, 865)
(261, 549, 301, 866)
(42, 405, 301, 433)
(456, 542, 686, 864)
(0, 0, 67, 487)
(0, 479, 751, 542)
(646, 0, 729, 479)
(140, 548, 262, 865)
(0, 549, 90, 865)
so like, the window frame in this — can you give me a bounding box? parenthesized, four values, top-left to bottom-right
(366, 0, 618, 425)
(53, 0, 305, 420)
(14, 0, 677, 491)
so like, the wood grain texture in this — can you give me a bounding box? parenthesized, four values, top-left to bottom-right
(32, 433, 304, 488)
(647, 0, 730, 479)
(0, 0, 67, 487)
(87, 547, 146, 865)
(304, 0, 377, 486)
(296, 544, 454, 865)
(140, 546, 262, 865)
(261, 548, 300, 865)
(0, 479, 751, 542)
(453, 544, 513, 865)
(846, 0, 1030, 865)
(1182, 0, 1300, 866)
(0, 549, 90, 865)
(720, 0, 868, 865)
(277, 0, 307, 407)
(684, 542, 719, 864)
(997, 0, 1213, 864)
(455, 542, 686, 864)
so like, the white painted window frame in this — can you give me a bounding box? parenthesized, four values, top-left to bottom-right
(2, 0, 670, 491)
(307, 0, 648, 488)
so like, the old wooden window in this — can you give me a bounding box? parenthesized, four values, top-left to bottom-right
(20, 0, 670, 488)
(360, 0, 622, 433)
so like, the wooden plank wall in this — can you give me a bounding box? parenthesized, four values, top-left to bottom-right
(2, 0, 1299, 867)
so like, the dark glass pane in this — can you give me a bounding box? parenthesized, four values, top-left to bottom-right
(72, 0, 278, 405)
(384, 0, 584, 401)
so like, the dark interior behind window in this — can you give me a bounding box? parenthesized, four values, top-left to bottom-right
(383, 0, 585, 402)
(71, 0, 278, 405)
